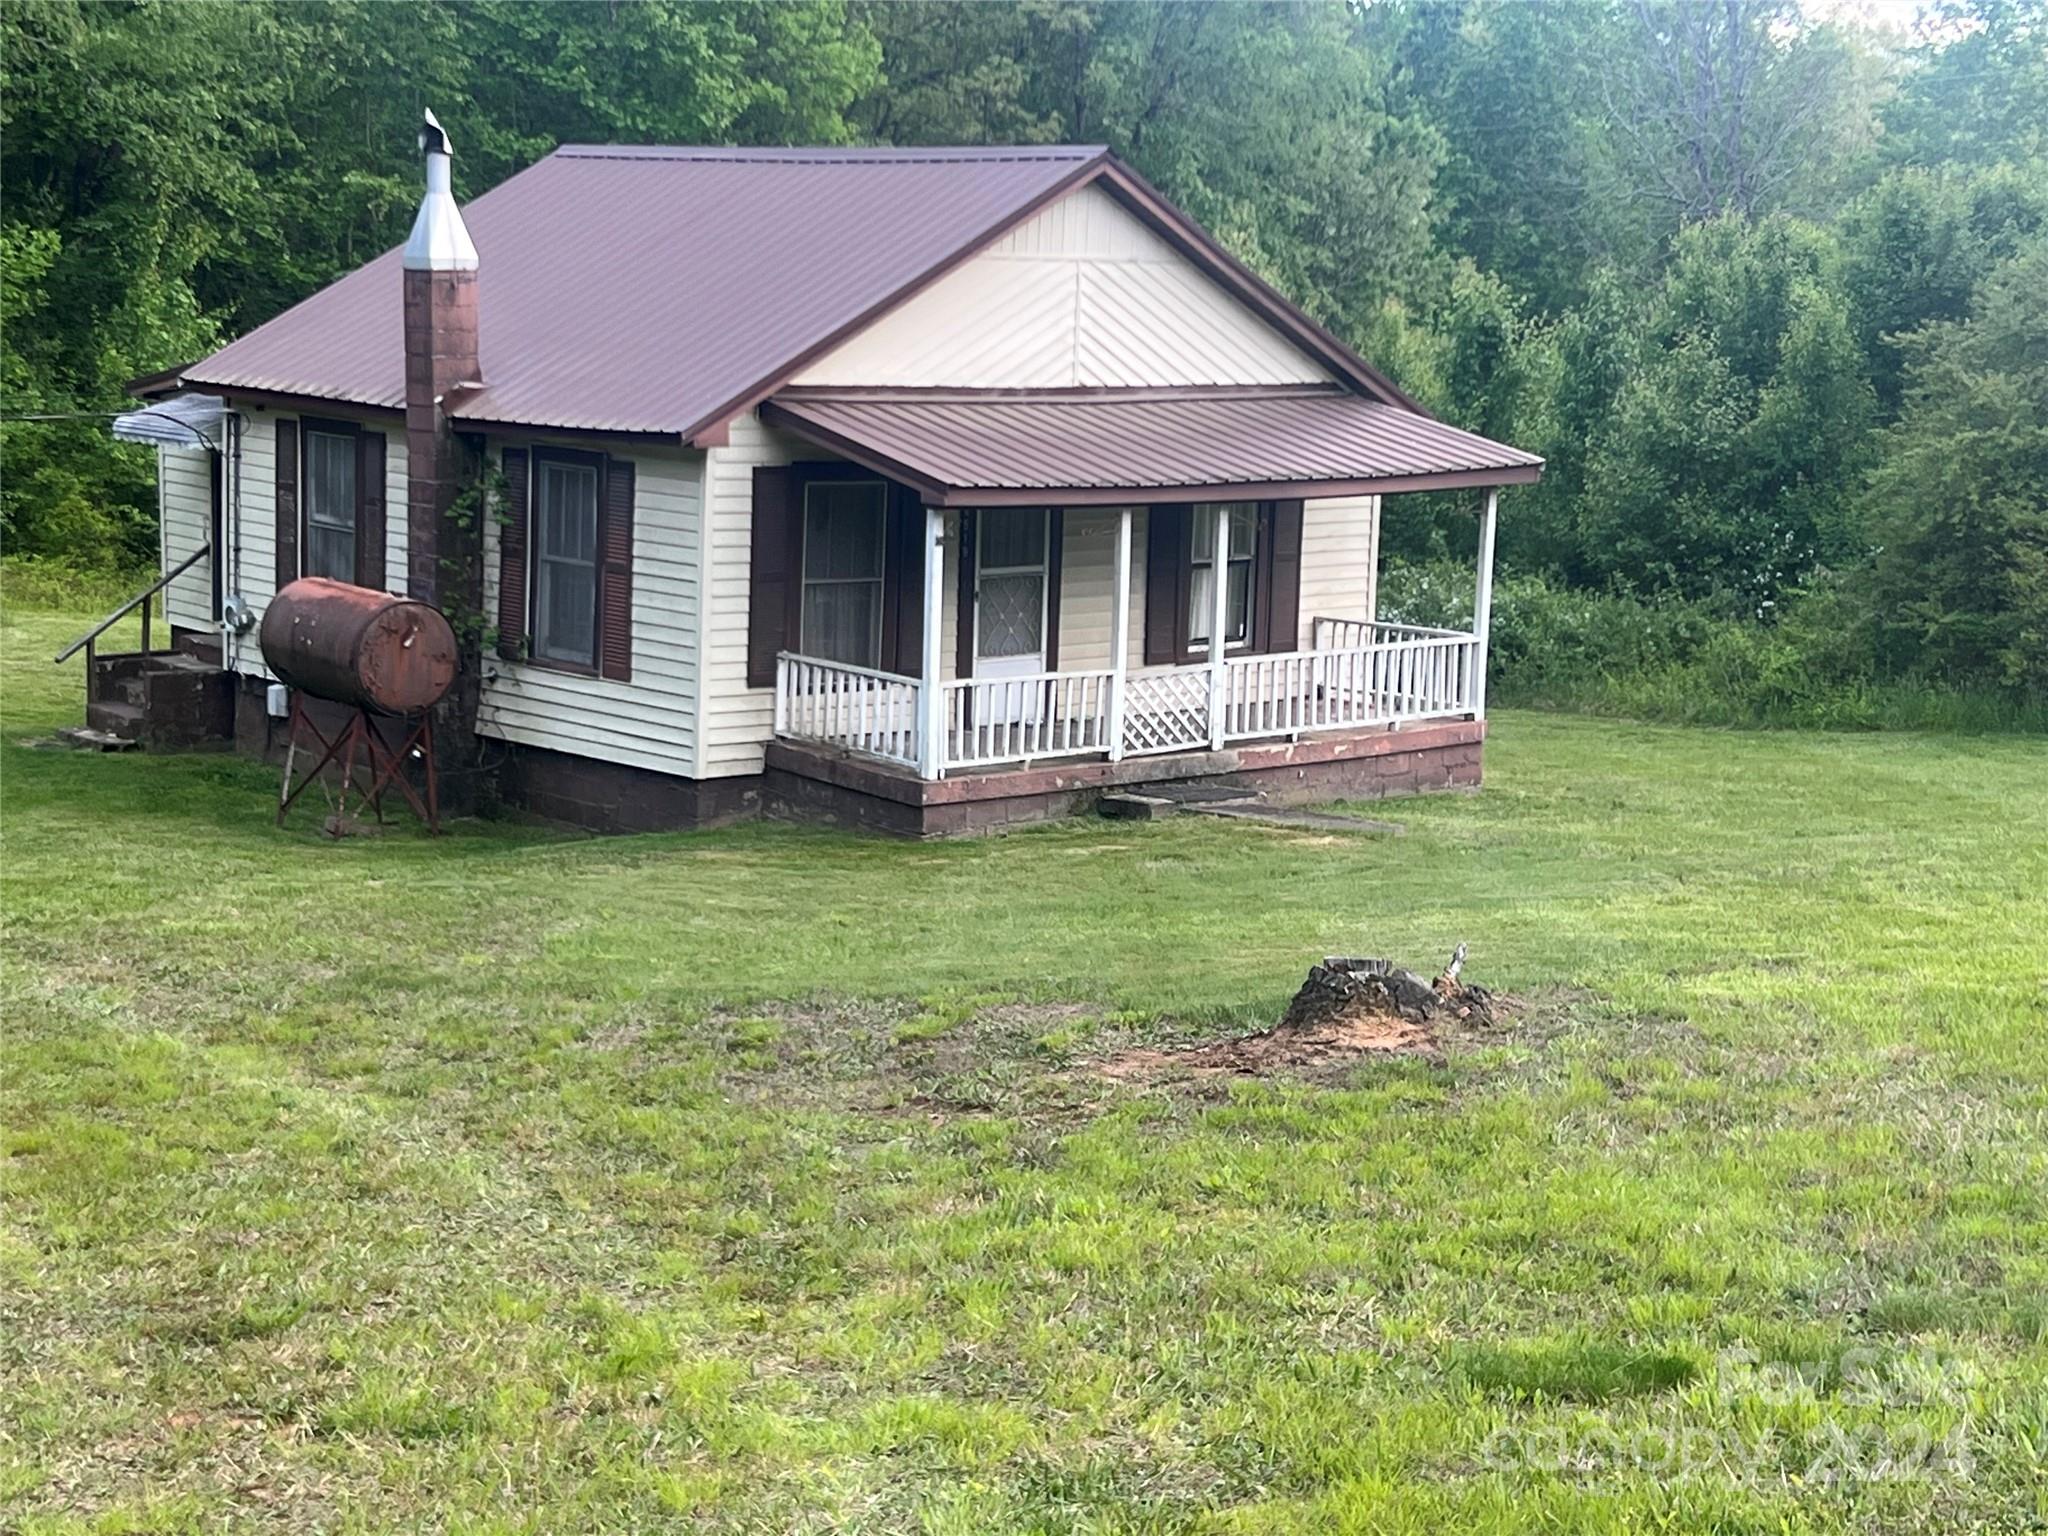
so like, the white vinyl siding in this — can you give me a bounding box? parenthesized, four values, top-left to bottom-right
(792, 185, 1333, 390)
(481, 444, 702, 775)
(158, 448, 214, 633)
(1296, 495, 1381, 648)
(698, 410, 814, 777)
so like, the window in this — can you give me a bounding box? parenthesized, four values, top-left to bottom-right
(533, 455, 601, 667)
(800, 480, 887, 667)
(303, 428, 358, 581)
(1188, 502, 1257, 649)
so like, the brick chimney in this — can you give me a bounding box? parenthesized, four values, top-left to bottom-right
(402, 108, 480, 605)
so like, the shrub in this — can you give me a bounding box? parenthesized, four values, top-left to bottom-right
(1377, 559, 2046, 733)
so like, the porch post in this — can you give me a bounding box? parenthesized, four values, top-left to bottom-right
(1107, 506, 1132, 761)
(918, 505, 947, 778)
(1207, 505, 1230, 750)
(1472, 488, 1498, 720)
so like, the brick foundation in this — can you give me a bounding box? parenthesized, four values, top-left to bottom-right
(764, 720, 1484, 838)
(493, 743, 761, 833)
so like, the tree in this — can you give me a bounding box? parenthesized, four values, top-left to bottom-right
(1838, 163, 2048, 416)
(851, 0, 1074, 146)
(1880, 0, 2048, 172)
(1385, 0, 1626, 315)
(0, 0, 881, 569)
(854, 2, 1449, 340)
(1865, 238, 2048, 693)
(1569, 216, 1875, 609)
(1589, 1, 1890, 243)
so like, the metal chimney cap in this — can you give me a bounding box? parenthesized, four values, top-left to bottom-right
(419, 107, 452, 158)
(404, 108, 478, 271)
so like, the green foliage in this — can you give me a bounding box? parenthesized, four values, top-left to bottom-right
(859, 1, 1450, 329)
(4, 0, 2041, 717)
(0, 0, 882, 564)
(1864, 237, 2048, 694)
(1379, 559, 2046, 732)
(1541, 217, 1877, 609)
(1879, 0, 2048, 171)
(1838, 163, 2048, 416)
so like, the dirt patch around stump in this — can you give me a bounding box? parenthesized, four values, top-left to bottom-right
(1094, 952, 1513, 1082)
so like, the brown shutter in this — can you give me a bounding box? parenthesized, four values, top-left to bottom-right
(1143, 504, 1190, 665)
(356, 431, 387, 592)
(273, 418, 299, 589)
(1043, 509, 1064, 671)
(747, 466, 798, 687)
(955, 509, 977, 679)
(1261, 500, 1304, 654)
(496, 447, 529, 660)
(883, 488, 926, 677)
(599, 459, 635, 681)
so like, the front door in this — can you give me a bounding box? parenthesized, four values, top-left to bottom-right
(974, 510, 1050, 712)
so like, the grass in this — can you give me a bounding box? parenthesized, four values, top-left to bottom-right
(4, 599, 2047, 1533)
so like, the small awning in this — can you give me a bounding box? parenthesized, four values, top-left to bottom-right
(112, 393, 224, 451)
(761, 388, 1542, 506)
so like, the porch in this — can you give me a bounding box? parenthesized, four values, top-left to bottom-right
(774, 615, 1486, 776)
(750, 385, 1534, 831)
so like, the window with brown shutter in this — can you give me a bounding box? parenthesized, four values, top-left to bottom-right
(747, 465, 798, 688)
(527, 446, 606, 673)
(276, 416, 390, 592)
(273, 418, 299, 590)
(599, 458, 634, 681)
(357, 432, 387, 591)
(497, 447, 529, 659)
(1146, 500, 1304, 663)
(749, 463, 929, 686)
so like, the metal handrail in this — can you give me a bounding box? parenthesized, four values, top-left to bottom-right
(53, 542, 211, 664)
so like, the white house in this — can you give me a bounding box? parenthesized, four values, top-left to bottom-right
(107, 117, 1540, 835)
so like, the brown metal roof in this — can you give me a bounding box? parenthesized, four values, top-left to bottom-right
(183, 146, 1109, 438)
(760, 388, 1544, 505)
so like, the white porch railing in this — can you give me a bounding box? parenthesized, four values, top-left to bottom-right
(1312, 615, 1471, 650)
(776, 621, 1479, 774)
(774, 653, 922, 768)
(941, 669, 1115, 769)
(1223, 632, 1478, 740)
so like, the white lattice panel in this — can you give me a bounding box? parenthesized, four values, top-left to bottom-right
(1121, 667, 1211, 755)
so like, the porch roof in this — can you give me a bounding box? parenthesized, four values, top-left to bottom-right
(760, 387, 1543, 506)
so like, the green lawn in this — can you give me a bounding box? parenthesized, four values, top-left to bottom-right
(4, 601, 2046, 1534)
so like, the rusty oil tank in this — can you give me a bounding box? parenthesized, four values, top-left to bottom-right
(259, 578, 458, 715)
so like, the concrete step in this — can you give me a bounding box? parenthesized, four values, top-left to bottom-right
(85, 652, 235, 749)
(56, 725, 139, 752)
(1125, 781, 1262, 807)
(1098, 792, 1179, 821)
(82, 699, 147, 745)
(145, 652, 225, 676)
(1182, 802, 1404, 835)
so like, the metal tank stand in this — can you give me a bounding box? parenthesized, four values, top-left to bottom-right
(275, 692, 440, 834)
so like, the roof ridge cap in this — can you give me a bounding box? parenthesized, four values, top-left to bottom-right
(551, 144, 1109, 165)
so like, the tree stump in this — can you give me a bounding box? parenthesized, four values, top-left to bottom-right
(1277, 950, 1501, 1040)
(1094, 948, 1503, 1080)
